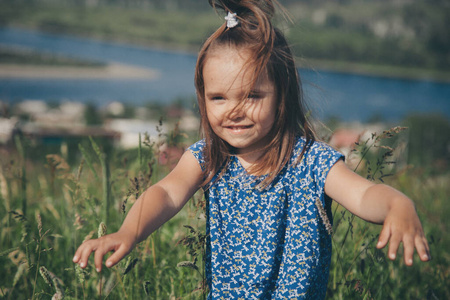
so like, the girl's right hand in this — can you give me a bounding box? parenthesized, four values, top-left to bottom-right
(72, 230, 136, 272)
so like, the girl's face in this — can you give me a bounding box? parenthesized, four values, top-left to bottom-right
(203, 46, 277, 160)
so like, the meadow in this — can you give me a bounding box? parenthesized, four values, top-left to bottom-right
(0, 120, 448, 299)
(0, 0, 449, 298)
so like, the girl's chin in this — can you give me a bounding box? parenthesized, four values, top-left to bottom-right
(228, 142, 263, 156)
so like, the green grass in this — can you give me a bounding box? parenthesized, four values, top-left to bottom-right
(326, 127, 449, 299)
(0, 131, 207, 299)
(0, 125, 448, 299)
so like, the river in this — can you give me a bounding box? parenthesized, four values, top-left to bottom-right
(0, 27, 449, 123)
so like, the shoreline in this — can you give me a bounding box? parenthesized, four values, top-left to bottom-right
(297, 58, 450, 84)
(2, 27, 449, 83)
(0, 63, 160, 80)
(2, 61, 449, 84)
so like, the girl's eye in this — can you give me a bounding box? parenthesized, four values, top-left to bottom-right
(209, 96, 224, 101)
(248, 93, 262, 100)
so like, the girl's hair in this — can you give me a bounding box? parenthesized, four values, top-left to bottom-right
(195, 0, 316, 187)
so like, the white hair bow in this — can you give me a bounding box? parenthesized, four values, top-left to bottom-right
(225, 11, 239, 28)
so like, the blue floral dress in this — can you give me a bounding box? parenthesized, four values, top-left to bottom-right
(188, 137, 343, 299)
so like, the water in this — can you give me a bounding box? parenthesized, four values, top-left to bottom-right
(1, 27, 449, 122)
(0, 28, 197, 104)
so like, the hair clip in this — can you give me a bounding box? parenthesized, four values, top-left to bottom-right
(225, 11, 239, 28)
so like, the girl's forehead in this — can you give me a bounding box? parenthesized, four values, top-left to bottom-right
(205, 45, 253, 65)
(201, 45, 274, 95)
(204, 47, 269, 79)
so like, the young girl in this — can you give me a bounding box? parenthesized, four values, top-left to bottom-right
(73, 0, 430, 298)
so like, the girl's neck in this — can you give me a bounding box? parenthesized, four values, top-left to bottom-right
(235, 150, 269, 175)
(236, 155, 255, 171)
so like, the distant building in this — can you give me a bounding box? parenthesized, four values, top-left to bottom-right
(105, 118, 165, 149)
(15, 100, 48, 116)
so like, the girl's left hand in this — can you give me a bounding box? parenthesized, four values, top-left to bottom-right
(325, 160, 431, 266)
(375, 202, 430, 266)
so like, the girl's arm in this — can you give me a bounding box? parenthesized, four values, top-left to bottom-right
(324, 160, 430, 266)
(72, 150, 203, 272)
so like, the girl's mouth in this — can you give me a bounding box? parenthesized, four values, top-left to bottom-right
(225, 125, 252, 131)
(224, 125, 253, 134)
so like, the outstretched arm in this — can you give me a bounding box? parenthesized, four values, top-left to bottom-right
(324, 160, 430, 266)
(73, 150, 203, 272)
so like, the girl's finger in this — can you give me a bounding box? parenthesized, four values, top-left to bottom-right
(105, 244, 130, 268)
(376, 224, 391, 249)
(72, 248, 81, 263)
(94, 244, 110, 272)
(73, 241, 92, 263)
(387, 232, 402, 261)
(77, 242, 96, 269)
(415, 235, 431, 262)
(402, 234, 415, 266)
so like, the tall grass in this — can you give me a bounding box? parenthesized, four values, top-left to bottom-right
(0, 125, 448, 299)
(326, 127, 449, 299)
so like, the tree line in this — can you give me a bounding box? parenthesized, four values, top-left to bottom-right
(0, 0, 449, 71)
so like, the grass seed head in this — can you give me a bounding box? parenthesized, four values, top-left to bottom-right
(13, 262, 28, 287)
(177, 261, 199, 271)
(75, 264, 86, 284)
(123, 258, 139, 275)
(315, 198, 333, 235)
(98, 222, 107, 238)
(36, 213, 43, 237)
(83, 230, 95, 243)
(73, 212, 85, 230)
(39, 266, 53, 287)
(143, 281, 151, 296)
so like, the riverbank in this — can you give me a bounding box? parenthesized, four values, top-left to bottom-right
(298, 58, 450, 84)
(0, 63, 160, 80)
(1, 49, 449, 83)
(0, 44, 160, 80)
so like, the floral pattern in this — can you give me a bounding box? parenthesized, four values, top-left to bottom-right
(188, 137, 343, 299)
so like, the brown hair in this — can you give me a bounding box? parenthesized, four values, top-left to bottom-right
(195, 0, 315, 188)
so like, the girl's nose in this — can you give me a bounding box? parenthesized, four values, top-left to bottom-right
(226, 102, 246, 120)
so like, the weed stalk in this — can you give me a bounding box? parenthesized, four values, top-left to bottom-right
(14, 135, 27, 216)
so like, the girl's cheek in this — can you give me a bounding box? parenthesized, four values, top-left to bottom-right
(247, 106, 261, 120)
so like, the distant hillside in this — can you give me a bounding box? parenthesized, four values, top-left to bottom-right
(0, 0, 449, 80)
